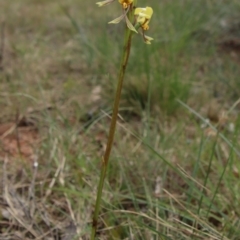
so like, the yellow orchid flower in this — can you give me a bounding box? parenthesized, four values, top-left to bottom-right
(118, 0, 133, 9)
(134, 7, 153, 44)
(96, 0, 137, 32)
(134, 7, 153, 31)
(109, 8, 137, 33)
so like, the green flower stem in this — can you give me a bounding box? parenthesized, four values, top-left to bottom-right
(90, 4, 135, 240)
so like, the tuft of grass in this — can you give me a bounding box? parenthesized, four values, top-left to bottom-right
(1, 0, 240, 239)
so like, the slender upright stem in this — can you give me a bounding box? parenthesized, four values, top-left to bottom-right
(90, 5, 134, 240)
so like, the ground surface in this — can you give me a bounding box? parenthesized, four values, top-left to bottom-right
(0, 0, 240, 239)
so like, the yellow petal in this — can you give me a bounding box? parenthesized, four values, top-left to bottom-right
(134, 7, 153, 19)
(134, 8, 142, 16)
(136, 15, 146, 25)
(145, 7, 153, 18)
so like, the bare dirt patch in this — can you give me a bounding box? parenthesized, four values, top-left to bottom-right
(0, 119, 39, 162)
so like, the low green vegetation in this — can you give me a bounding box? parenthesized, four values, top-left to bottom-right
(0, 0, 240, 239)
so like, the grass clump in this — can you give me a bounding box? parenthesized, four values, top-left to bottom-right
(0, 0, 240, 239)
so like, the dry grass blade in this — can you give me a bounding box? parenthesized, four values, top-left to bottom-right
(42, 139, 60, 202)
(163, 189, 230, 240)
(2, 158, 42, 238)
(177, 99, 240, 157)
(58, 156, 80, 238)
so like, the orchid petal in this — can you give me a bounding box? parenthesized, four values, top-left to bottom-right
(109, 14, 125, 24)
(96, 0, 115, 7)
(125, 16, 138, 33)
